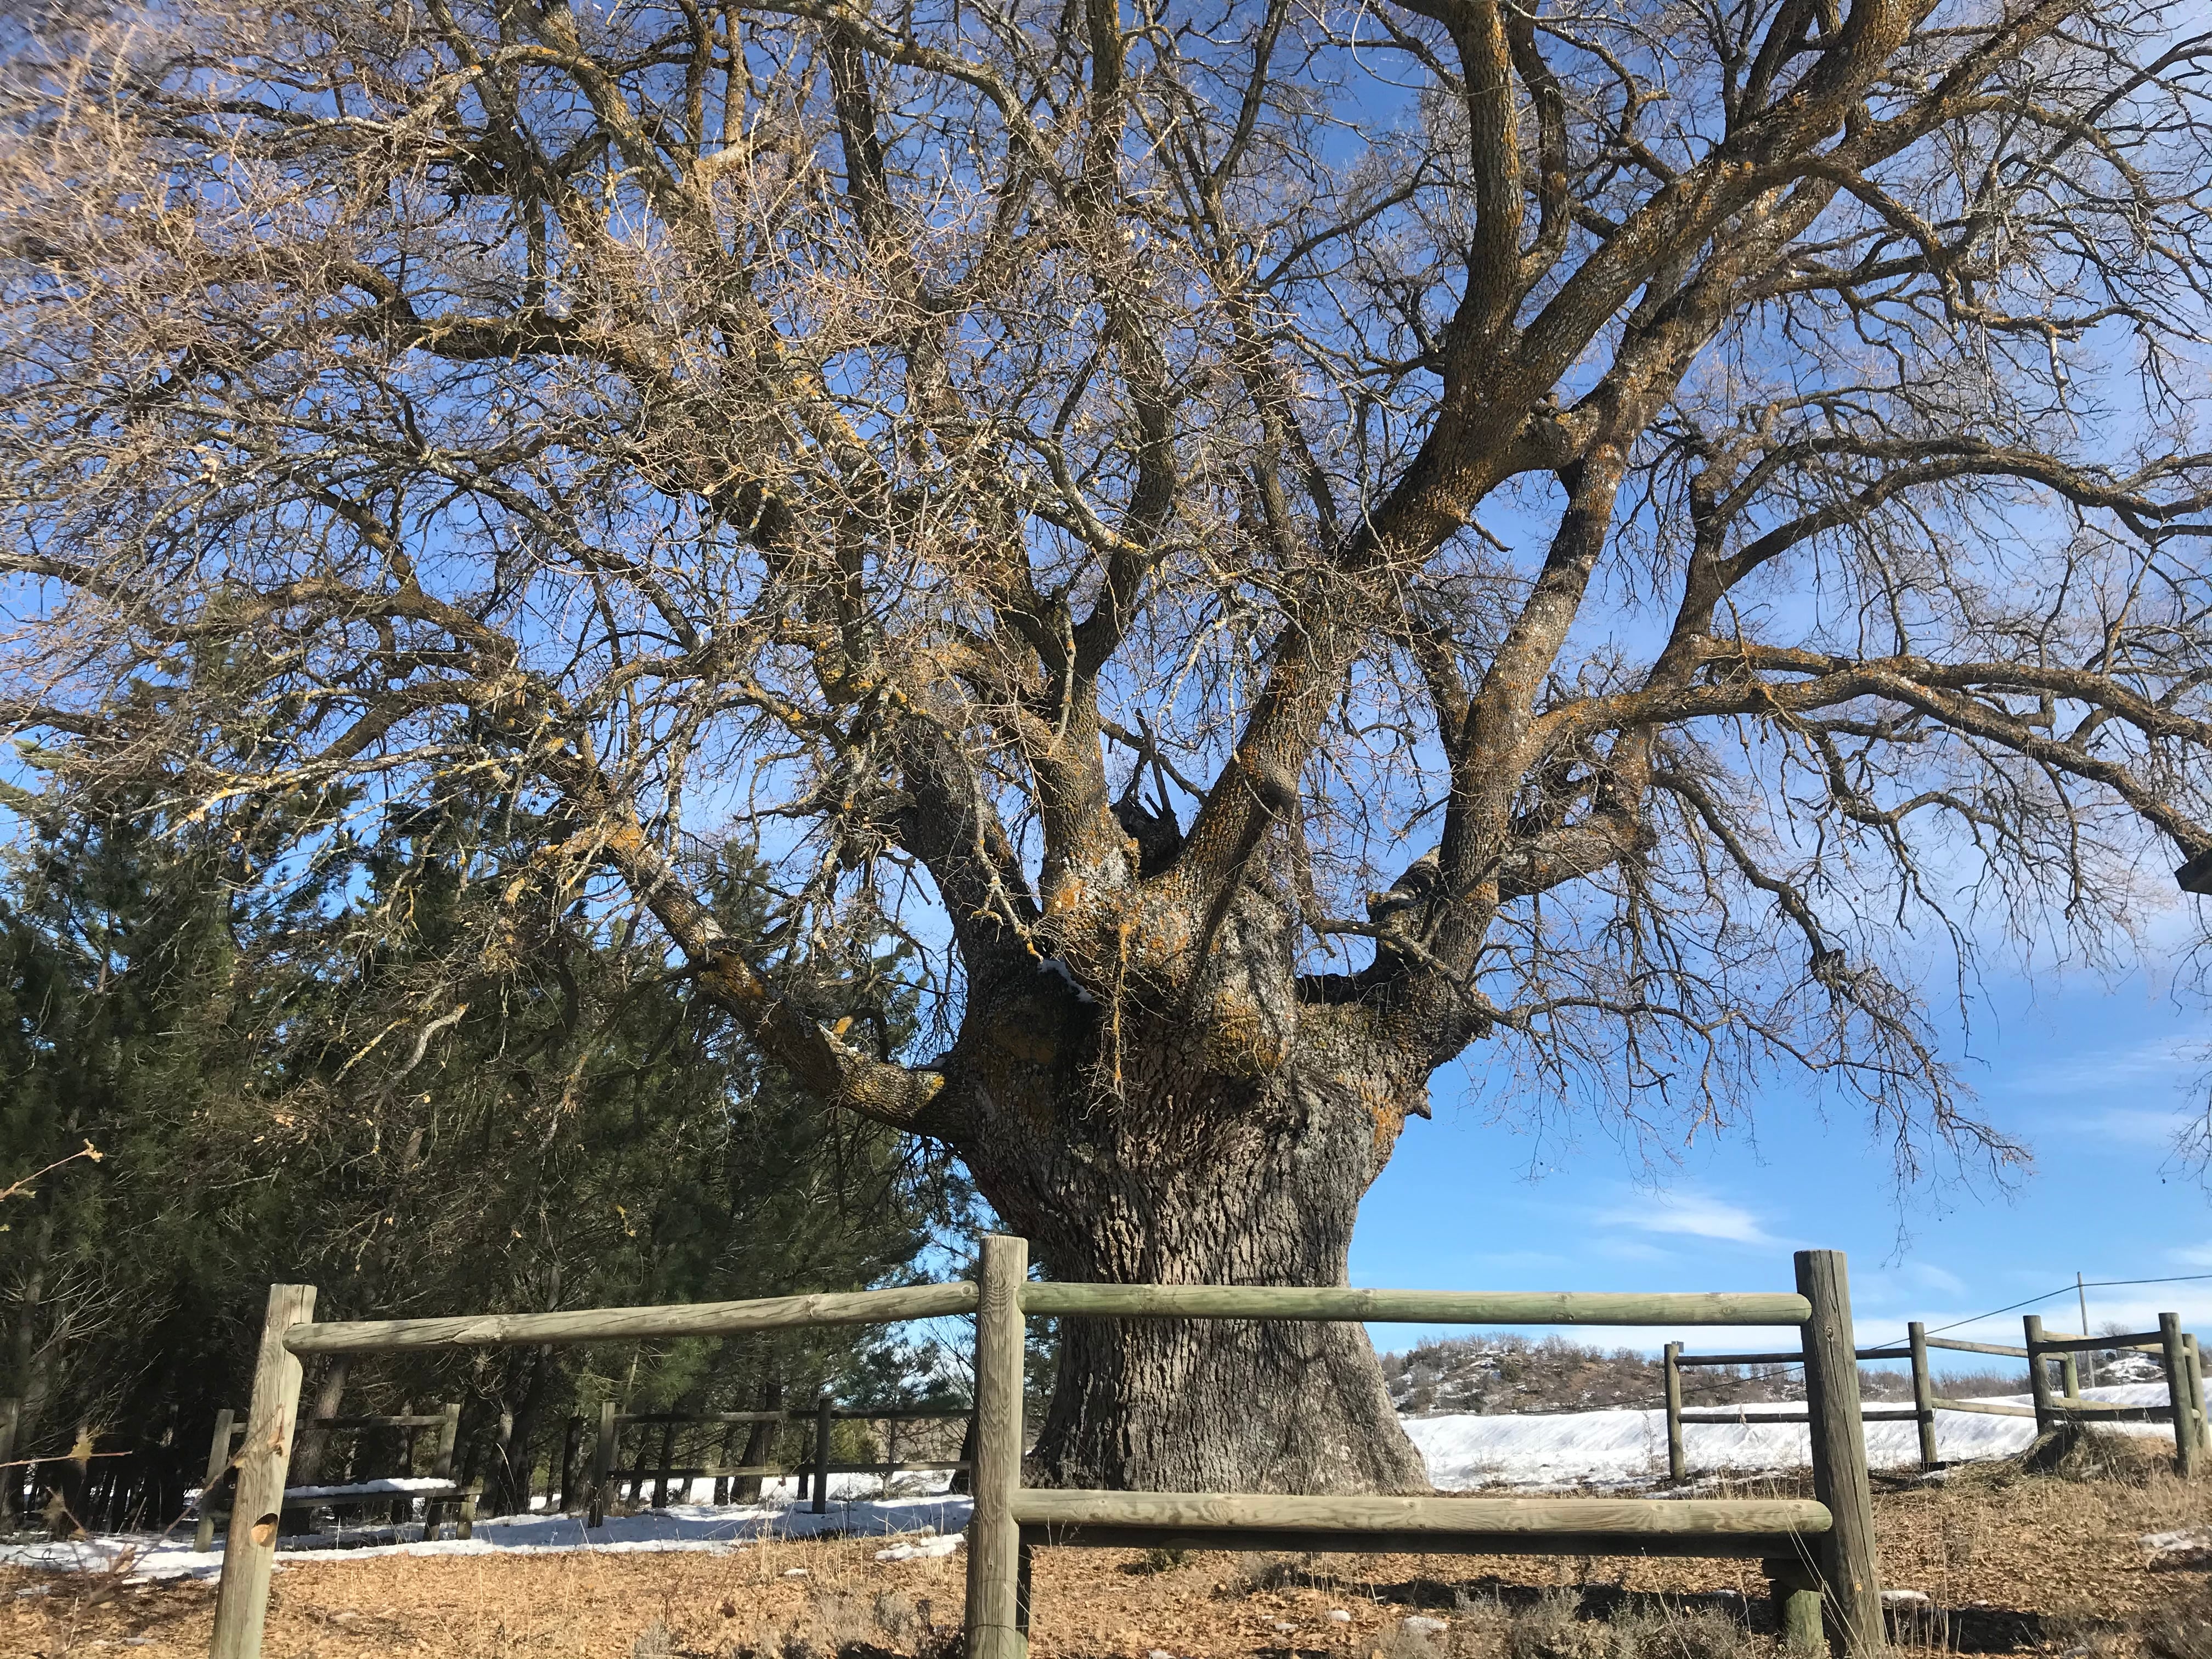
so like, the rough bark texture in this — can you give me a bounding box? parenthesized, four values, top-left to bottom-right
(950, 963, 1433, 1494)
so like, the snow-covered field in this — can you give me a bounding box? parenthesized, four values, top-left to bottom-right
(1409, 1381, 2190, 1489)
(6, 1383, 2198, 1585)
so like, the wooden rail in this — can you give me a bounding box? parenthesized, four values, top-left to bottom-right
(1018, 1284, 1811, 1325)
(982, 1243, 1877, 1659)
(1010, 1490, 1832, 1557)
(194, 1402, 464, 1551)
(281, 1283, 980, 1353)
(211, 1250, 1872, 1659)
(1664, 1311, 2211, 1482)
(586, 1398, 975, 1524)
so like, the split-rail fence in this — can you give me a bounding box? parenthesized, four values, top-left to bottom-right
(205, 1244, 1886, 1659)
(1663, 1314, 2209, 1477)
(584, 1398, 974, 1522)
(192, 1401, 473, 1551)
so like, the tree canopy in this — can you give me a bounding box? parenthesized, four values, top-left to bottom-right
(4, 0, 2212, 1490)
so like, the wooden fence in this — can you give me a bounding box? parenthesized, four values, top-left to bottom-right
(205, 1249, 1879, 1659)
(1663, 1313, 2209, 1477)
(584, 1400, 974, 1523)
(193, 1402, 471, 1551)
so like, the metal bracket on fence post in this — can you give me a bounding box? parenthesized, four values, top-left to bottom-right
(1662, 1341, 1685, 1482)
(2162, 1314, 2201, 1479)
(1796, 1251, 1882, 1659)
(208, 1284, 317, 1659)
(1908, 1323, 1938, 1471)
(966, 1234, 1028, 1659)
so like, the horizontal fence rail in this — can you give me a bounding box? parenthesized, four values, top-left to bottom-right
(1007, 1491, 1833, 1558)
(967, 1239, 1881, 1659)
(283, 1283, 981, 1354)
(1665, 1311, 2210, 1491)
(1020, 1283, 1812, 1325)
(212, 1249, 1904, 1659)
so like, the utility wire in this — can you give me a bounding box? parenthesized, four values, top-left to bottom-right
(1682, 1270, 2212, 1364)
(1910, 1271, 2212, 1341)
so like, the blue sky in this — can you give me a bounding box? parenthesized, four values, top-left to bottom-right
(1351, 952, 2212, 1365)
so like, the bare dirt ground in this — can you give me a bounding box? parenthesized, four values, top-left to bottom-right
(8, 1451, 2208, 1658)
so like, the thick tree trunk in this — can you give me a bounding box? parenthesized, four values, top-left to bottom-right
(956, 998, 1431, 1496)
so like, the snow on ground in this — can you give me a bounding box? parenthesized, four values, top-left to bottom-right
(1, 1488, 975, 1587)
(1410, 1383, 2193, 1490)
(9, 1383, 2203, 1583)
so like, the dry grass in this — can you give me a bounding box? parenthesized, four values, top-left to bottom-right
(6, 1438, 2207, 1658)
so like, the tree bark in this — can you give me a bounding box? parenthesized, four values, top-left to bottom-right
(951, 990, 1431, 1495)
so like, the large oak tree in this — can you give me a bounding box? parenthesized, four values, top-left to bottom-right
(3, 0, 2211, 1492)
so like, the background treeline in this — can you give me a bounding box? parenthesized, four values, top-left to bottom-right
(0, 780, 969, 1531)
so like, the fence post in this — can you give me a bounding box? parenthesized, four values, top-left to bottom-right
(2184, 1335, 2208, 1458)
(560, 1415, 584, 1513)
(1662, 1341, 1685, 1482)
(1763, 1558, 1822, 1651)
(1796, 1250, 1882, 1659)
(654, 1419, 677, 1510)
(966, 1234, 1028, 1659)
(589, 1401, 615, 1528)
(1908, 1323, 1938, 1471)
(0, 1395, 19, 1530)
(432, 1401, 460, 1480)
(208, 1283, 316, 1659)
(194, 1409, 236, 1553)
(2059, 1349, 2081, 1402)
(2024, 1317, 2055, 1435)
(812, 1394, 834, 1516)
(2162, 1313, 2201, 1478)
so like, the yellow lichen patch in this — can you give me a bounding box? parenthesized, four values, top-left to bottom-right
(700, 956, 769, 1004)
(1347, 1073, 1412, 1154)
(1200, 990, 1289, 1078)
(1046, 876, 1088, 915)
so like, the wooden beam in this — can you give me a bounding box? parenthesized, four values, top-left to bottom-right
(1927, 1398, 2036, 1419)
(284, 1283, 981, 1354)
(1674, 1351, 1806, 1368)
(1007, 1489, 1830, 1536)
(1765, 1556, 1824, 1652)
(1922, 1336, 2030, 1358)
(194, 1409, 235, 1554)
(1676, 1409, 1928, 1425)
(2025, 1317, 2056, 1435)
(2028, 1329, 2165, 1355)
(1663, 1342, 1684, 1482)
(812, 1396, 834, 1517)
(588, 1401, 614, 1529)
(1796, 1250, 1882, 1659)
(1020, 1524, 1819, 1559)
(1909, 1324, 1938, 1472)
(967, 1237, 1028, 1659)
(1018, 1284, 1809, 1326)
(210, 1284, 316, 1659)
(2163, 1313, 2201, 1479)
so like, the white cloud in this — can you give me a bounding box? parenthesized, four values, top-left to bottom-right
(2045, 1105, 2197, 1146)
(2010, 1033, 2206, 1098)
(1595, 1189, 1781, 1249)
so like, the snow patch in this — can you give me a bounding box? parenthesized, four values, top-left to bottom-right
(1408, 1383, 2193, 1490)
(0, 1496, 973, 1584)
